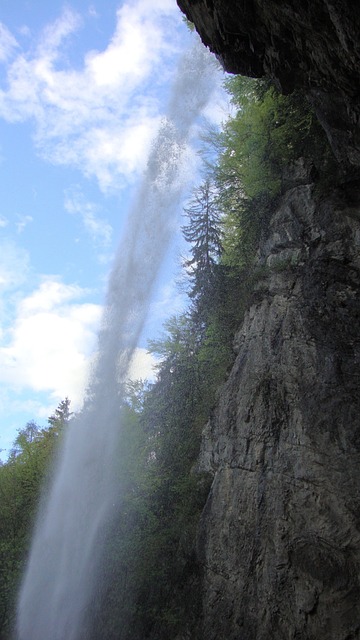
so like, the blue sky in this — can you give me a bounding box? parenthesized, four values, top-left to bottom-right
(0, 0, 227, 460)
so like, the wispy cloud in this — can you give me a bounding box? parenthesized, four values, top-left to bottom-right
(88, 6, 98, 19)
(64, 187, 113, 249)
(0, 239, 30, 291)
(0, 23, 18, 62)
(0, 215, 8, 228)
(0, 1, 185, 191)
(16, 214, 33, 234)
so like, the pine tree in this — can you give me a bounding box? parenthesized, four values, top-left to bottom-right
(182, 179, 223, 327)
(48, 397, 72, 434)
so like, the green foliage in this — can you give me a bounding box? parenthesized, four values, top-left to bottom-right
(0, 71, 338, 640)
(182, 16, 195, 32)
(103, 80, 336, 638)
(0, 400, 72, 639)
(182, 179, 223, 332)
(83, 413, 209, 639)
(86, 316, 213, 640)
(219, 76, 325, 199)
(182, 180, 223, 278)
(216, 76, 334, 269)
(48, 396, 72, 432)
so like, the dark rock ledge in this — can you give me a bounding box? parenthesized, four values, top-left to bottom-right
(177, 0, 360, 167)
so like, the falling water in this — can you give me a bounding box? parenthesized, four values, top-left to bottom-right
(16, 41, 217, 640)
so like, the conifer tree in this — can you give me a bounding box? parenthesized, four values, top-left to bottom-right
(48, 397, 72, 433)
(182, 179, 223, 327)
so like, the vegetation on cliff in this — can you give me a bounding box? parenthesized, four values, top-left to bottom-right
(0, 399, 71, 638)
(0, 77, 334, 640)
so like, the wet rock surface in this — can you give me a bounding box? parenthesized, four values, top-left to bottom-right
(177, 0, 360, 167)
(196, 167, 360, 638)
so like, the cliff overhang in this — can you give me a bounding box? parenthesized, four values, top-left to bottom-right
(177, 0, 360, 168)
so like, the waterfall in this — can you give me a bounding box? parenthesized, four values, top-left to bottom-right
(16, 41, 217, 640)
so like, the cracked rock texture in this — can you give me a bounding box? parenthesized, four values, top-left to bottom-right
(175, 3, 360, 637)
(174, 4, 360, 637)
(177, 0, 360, 167)
(196, 165, 360, 639)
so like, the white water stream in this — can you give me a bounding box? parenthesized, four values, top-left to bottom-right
(16, 41, 216, 640)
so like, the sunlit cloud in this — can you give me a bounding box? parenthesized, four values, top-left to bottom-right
(0, 275, 158, 417)
(0, 272, 158, 463)
(0, 1, 185, 191)
(0, 278, 102, 407)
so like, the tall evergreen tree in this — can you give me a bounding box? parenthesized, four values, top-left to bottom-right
(182, 179, 223, 327)
(48, 397, 72, 433)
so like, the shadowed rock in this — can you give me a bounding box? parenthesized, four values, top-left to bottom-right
(177, 0, 360, 167)
(195, 163, 360, 639)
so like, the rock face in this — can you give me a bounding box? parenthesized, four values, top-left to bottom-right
(175, 3, 360, 637)
(174, 4, 360, 638)
(196, 164, 360, 638)
(177, 0, 360, 167)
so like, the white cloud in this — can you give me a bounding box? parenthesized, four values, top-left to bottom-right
(0, 23, 18, 62)
(0, 215, 8, 228)
(16, 214, 33, 233)
(149, 279, 187, 325)
(0, 240, 30, 291)
(38, 7, 81, 56)
(17, 25, 32, 38)
(0, 269, 160, 462)
(128, 347, 156, 381)
(0, 2, 185, 191)
(0, 275, 158, 416)
(201, 82, 232, 126)
(0, 278, 102, 408)
(64, 188, 112, 248)
(88, 6, 98, 19)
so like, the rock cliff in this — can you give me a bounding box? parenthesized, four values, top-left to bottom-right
(196, 163, 360, 638)
(177, 0, 360, 167)
(175, 3, 360, 637)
